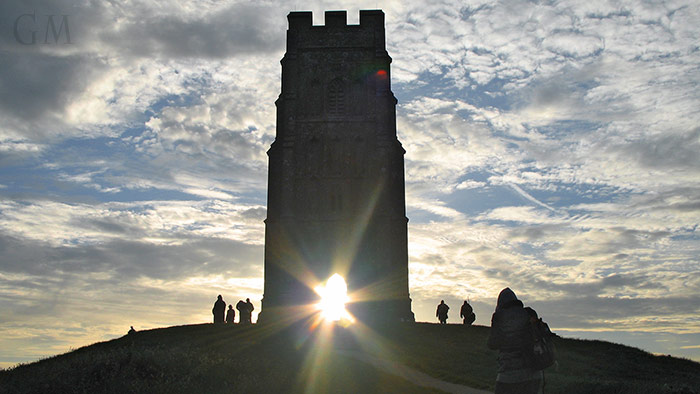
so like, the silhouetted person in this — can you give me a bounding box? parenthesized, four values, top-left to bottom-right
(460, 300, 476, 325)
(235, 299, 248, 324)
(128, 326, 136, 335)
(226, 304, 236, 324)
(212, 295, 226, 324)
(436, 300, 449, 324)
(243, 298, 254, 324)
(487, 288, 542, 394)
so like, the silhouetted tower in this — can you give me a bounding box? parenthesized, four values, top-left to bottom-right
(260, 10, 414, 324)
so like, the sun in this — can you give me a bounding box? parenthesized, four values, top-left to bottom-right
(315, 273, 353, 323)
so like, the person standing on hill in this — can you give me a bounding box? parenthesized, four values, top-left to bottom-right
(436, 300, 449, 324)
(226, 304, 236, 324)
(487, 288, 542, 394)
(212, 295, 226, 324)
(243, 298, 254, 324)
(460, 300, 476, 325)
(237, 299, 254, 324)
(235, 299, 246, 323)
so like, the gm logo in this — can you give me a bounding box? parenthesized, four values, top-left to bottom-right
(14, 11, 72, 45)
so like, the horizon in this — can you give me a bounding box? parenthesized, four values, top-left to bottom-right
(1, 0, 699, 369)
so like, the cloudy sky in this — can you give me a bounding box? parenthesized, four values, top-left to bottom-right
(1, 0, 699, 368)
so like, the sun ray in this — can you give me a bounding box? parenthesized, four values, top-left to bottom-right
(330, 179, 385, 277)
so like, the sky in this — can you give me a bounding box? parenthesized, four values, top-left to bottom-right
(0, 0, 699, 369)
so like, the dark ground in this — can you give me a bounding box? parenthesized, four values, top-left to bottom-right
(1, 322, 699, 394)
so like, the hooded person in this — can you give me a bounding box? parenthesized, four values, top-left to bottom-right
(487, 288, 542, 394)
(212, 295, 226, 324)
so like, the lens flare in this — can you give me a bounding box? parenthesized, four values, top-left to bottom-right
(315, 274, 353, 323)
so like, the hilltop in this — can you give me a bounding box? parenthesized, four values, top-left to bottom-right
(1, 323, 699, 393)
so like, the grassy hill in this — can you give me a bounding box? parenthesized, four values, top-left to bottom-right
(1, 322, 699, 394)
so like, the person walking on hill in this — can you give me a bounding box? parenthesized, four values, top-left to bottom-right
(460, 300, 476, 325)
(487, 288, 542, 394)
(212, 295, 226, 324)
(226, 304, 236, 324)
(436, 300, 449, 324)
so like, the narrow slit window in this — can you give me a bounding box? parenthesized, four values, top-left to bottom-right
(328, 78, 344, 116)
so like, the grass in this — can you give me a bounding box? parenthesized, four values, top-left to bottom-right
(1, 322, 699, 393)
(391, 323, 700, 394)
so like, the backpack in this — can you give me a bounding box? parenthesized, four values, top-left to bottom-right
(464, 312, 476, 325)
(528, 317, 557, 370)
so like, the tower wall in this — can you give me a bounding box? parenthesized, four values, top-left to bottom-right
(260, 10, 414, 324)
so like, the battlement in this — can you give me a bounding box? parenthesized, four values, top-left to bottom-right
(286, 10, 386, 51)
(288, 10, 385, 30)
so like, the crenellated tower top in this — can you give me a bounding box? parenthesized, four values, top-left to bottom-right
(286, 10, 386, 51)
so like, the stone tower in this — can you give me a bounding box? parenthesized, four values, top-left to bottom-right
(260, 10, 414, 324)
